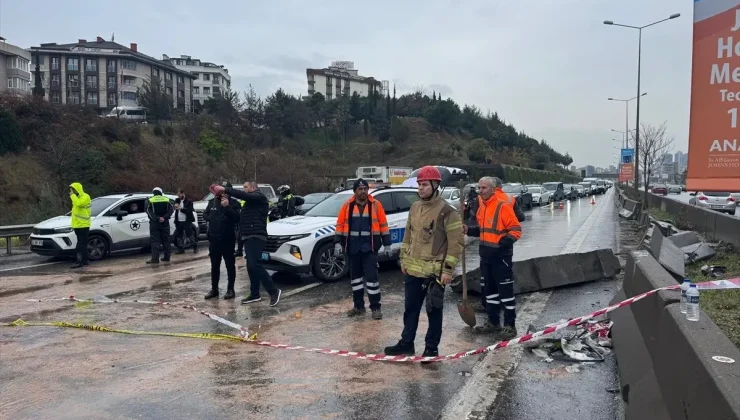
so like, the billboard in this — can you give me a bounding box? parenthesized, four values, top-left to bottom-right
(687, 0, 740, 191)
(619, 163, 634, 182)
(620, 148, 634, 165)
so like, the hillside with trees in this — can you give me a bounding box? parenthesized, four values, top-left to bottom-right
(0, 83, 574, 225)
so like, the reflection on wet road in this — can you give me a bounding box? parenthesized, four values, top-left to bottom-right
(0, 192, 621, 420)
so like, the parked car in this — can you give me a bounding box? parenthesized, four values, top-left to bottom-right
(564, 184, 579, 200)
(573, 184, 586, 198)
(526, 186, 552, 206)
(30, 193, 199, 261)
(502, 183, 533, 210)
(296, 192, 334, 215)
(578, 182, 593, 196)
(441, 187, 462, 210)
(652, 184, 668, 195)
(668, 185, 682, 194)
(542, 182, 566, 202)
(263, 187, 419, 282)
(689, 191, 736, 216)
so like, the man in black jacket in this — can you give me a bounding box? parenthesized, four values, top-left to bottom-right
(145, 187, 174, 264)
(203, 182, 241, 300)
(174, 189, 198, 254)
(212, 181, 282, 307)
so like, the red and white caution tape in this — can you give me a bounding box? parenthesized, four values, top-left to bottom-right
(25, 278, 740, 363)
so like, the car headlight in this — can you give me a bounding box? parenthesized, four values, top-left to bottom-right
(287, 234, 311, 241)
(54, 227, 73, 234)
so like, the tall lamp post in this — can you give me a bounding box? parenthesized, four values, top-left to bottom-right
(611, 129, 636, 147)
(608, 93, 647, 149)
(604, 13, 680, 193)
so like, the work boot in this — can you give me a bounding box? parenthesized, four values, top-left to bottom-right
(384, 341, 415, 356)
(162, 256, 171, 262)
(269, 289, 282, 307)
(371, 309, 383, 320)
(71, 262, 84, 269)
(204, 290, 219, 300)
(175, 249, 185, 255)
(474, 320, 502, 335)
(346, 307, 366, 317)
(223, 289, 236, 300)
(146, 259, 159, 264)
(495, 325, 518, 341)
(240, 295, 262, 304)
(421, 347, 439, 364)
(193, 245, 199, 254)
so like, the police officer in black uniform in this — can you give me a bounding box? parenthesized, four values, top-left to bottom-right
(145, 187, 174, 264)
(204, 182, 241, 299)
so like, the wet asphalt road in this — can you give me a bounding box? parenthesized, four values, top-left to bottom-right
(0, 192, 623, 420)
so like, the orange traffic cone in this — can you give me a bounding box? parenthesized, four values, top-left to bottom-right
(590, 196, 596, 205)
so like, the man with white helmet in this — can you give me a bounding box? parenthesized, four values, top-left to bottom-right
(145, 187, 174, 264)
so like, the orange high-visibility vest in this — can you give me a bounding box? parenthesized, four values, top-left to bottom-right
(495, 189, 517, 207)
(476, 194, 522, 248)
(335, 195, 390, 249)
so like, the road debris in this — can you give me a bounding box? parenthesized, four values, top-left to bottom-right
(523, 319, 612, 364)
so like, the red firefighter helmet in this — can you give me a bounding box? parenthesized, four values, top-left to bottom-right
(416, 166, 442, 183)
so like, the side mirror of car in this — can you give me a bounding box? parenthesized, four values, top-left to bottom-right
(689, 192, 697, 196)
(116, 210, 128, 221)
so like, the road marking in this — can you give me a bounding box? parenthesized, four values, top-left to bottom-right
(281, 282, 322, 297)
(0, 261, 64, 273)
(441, 190, 614, 419)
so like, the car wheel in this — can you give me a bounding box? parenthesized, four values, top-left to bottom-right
(730, 209, 736, 216)
(87, 235, 109, 261)
(538, 197, 543, 206)
(312, 241, 349, 282)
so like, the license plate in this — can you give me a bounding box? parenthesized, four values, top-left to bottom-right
(31, 240, 43, 246)
(711, 205, 723, 209)
(260, 252, 269, 261)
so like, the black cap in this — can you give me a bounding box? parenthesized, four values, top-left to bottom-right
(353, 178, 369, 191)
(221, 181, 233, 189)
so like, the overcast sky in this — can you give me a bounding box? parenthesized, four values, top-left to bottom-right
(0, 0, 692, 168)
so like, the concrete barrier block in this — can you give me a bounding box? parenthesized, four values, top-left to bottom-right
(620, 208, 635, 219)
(512, 257, 540, 294)
(609, 289, 672, 419)
(713, 212, 740, 249)
(667, 231, 702, 248)
(596, 248, 621, 277)
(652, 304, 740, 420)
(648, 227, 685, 278)
(624, 199, 637, 212)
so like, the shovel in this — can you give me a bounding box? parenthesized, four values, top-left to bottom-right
(457, 181, 477, 327)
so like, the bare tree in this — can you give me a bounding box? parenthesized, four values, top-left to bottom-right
(639, 121, 674, 206)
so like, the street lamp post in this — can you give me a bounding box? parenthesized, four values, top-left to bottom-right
(608, 93, 647, 149)
(604, 13, 680, 194)
(254, 152, 266, 181)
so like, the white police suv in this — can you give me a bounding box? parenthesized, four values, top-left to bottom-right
(262, 186, 419, 282)
(30, 193, 199, 261)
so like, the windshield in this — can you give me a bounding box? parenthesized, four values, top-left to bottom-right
(92, 197, 121, 216)
(543, 183, 558, 191)
(529, 187, 543, 194)
(441, 189, 454, 199)
(502, 185, 520, 193)
(259, 186, 275, 199)
(575, 186, 584, 190)
(304, 194, 350, 217)
(579, 183, 591, 187)
(303, 193, 331, 204)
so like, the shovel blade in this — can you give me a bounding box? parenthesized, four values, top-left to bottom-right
(458, 301, 477, 327)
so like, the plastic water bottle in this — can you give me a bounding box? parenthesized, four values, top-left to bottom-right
(680, 279, 691, 314)
(686, 284, 700, 322)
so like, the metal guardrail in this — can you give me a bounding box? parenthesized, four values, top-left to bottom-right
(0, 224, 34, 255)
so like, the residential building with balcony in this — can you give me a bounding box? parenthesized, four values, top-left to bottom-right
(306, 61, 385, 100)
(29, 38, 195, 114)
(0, 37, 31, 94)
(164, 54, 230, 108)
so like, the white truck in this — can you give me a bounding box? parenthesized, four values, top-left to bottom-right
(351, 166, 414, 185)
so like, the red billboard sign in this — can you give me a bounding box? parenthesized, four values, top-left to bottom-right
(619, 163, 633, 182)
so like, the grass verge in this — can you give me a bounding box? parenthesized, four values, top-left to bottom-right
(685, 251, 740, 349)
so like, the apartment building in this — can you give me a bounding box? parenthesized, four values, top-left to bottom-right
(0, 37, 31, 94)
(164, 54, 230, 107)
(306, 61, 385, 100)
(29, 38, 195, 114)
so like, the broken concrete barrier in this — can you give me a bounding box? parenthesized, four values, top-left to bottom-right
(450, 248, 621, 295)
(648, 227, 685, 279)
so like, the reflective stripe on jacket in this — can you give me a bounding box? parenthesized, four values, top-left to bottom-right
(474, 194, 522, 254)
(334, 195, 391, 252)
(69, 182, 92, 229)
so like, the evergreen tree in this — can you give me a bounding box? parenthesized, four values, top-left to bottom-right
(32, 55, 45, 98)
(386, 93, 391, 120)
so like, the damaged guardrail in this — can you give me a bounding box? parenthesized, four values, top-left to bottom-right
(0, 224, 34, 256)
